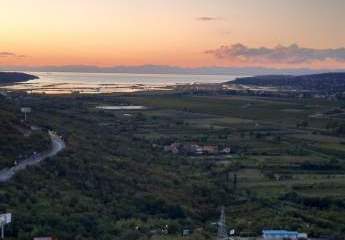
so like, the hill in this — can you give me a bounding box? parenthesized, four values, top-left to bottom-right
(0, 92, 345, 239)
(232, 72, 345, 93)
(0, 96, 50, 169)
(0, 72, 38, 84)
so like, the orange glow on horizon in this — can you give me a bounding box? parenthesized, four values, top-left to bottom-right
(0, 0, 344, 69)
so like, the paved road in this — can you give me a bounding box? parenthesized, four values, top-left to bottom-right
(0, 131, 65, 183)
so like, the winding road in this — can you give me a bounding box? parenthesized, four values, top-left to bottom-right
(0, 131, 65, 183)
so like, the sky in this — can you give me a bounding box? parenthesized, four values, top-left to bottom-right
(0, 0, 344, 69)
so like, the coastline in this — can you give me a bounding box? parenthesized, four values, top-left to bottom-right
(0, 71, 237, 95)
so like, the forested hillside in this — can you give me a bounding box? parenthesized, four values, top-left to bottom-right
(232, 73, 345, 93)
(0, 72, 38, 84)
(0, 93, 345, 239)
(0, 96, 50, 168)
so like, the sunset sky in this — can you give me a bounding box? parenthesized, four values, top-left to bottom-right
(1, 0, 344, 69)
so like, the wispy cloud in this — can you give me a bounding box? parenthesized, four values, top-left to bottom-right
(196, 17, 222, 21)
(0, 52, 16, 57)
(0, 51, 26, 58)
(206, 43, 345, 64)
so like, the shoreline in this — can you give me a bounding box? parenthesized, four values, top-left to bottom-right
(2, 71, 343, 98)
(0, 71, 239, 95)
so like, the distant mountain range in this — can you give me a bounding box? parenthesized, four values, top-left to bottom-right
(232, 72, 345, 93)
(1, 65, 344, 76)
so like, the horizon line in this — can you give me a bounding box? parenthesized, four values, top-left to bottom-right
(1, 64, 344, 76)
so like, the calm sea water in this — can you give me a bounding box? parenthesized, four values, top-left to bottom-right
(30, 72, 239, 85)
(4, 72, 241, 94)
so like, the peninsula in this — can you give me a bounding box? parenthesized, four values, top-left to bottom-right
(0, 72, 38, 84)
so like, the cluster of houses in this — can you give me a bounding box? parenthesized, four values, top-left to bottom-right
(30, 229, 333, 240)
(164, 142, 232, 156)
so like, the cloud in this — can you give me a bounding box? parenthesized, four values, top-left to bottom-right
(0, 52, 16, 57)
(196, 17, 222, 21)
(0, 51, 26, 58)
(206, 43, 345, 64)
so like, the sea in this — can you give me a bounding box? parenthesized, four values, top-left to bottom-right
(2, 72, 241, 94)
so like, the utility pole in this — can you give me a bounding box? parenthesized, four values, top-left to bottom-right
(0, 221, 4, 239)
(217, 207, 228, 240)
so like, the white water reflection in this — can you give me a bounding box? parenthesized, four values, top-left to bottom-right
(1, 72, 240, 94)
(96, 106, 146, 110)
